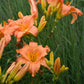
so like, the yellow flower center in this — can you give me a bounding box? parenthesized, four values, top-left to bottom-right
(28, 52, 39, 62)
(18, 23, 29, 31)
(22, 24, 29, 31)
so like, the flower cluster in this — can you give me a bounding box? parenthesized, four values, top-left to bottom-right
(0, 0, 83, 84)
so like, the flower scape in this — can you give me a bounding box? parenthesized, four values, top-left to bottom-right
(0, 0, 83, 84)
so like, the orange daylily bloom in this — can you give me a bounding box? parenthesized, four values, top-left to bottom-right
(0, 20, 24, 58)
(28, 0, 38, 19)
(61, 4, 83, 24)
(0, 23, 15, 59)
(8, 15, 38, 42)
(16, 42, 51, 77)
(0, 21, 17, 46)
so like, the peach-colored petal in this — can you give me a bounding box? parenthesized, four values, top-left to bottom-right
(40, 58, 51, 70)
(23, 15, 35, 27)
(28, 0, 38, 19)
(0, 38, 5, 59)
(28, 62, 40, 77)
(29, 26, 38, 37)
(14, 31, 24, 42)
(61, 4, 76, 16)
(75, 8, 83, 16)
(4, 34, 11, 46)
(16, 56, 28, 64)
(16, 47, 30, 61)
(45, 45, 50, 52)
(29, 42, 38, 47)
(71, 13, 77, 24)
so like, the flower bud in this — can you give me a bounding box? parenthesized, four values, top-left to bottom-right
(46, 5, 52, 18)
(50, 51, 54, 66)
(14, 62, 29, 82)
(60, 65, 69, 73)
(41, 0, 46, 11)
(0, 66, 1, 76)
(18, 12, 24, 19)
(45, 59, 51, 67)
(56, 8, 62, 19)
(6, 61, 22, 82)
(38, 16, 47, 32)
(6, 62, 16, 74)
(54, 57, 60, 75)
(54, 3, 61, 12)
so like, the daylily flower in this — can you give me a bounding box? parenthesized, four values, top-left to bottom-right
(28, 0, 38, 20)
(16, 42, 50, 77)
(0, 23, 11, 46)
(0, 21, 16, 58)
(8, 14, 38, 42)
(37, 0, 83, 24)
(61, 4, 83, 24)
(49, 0, 83, 24)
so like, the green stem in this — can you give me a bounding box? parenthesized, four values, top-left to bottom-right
(32, 77, 34, 84)
(43, 18, 58, 46)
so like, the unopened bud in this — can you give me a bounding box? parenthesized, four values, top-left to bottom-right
(45, 59, 51, 67)
(6, 62, 16, 74)
(50, 51, 54, 66)
(54, 57, 60, 75)
(38, 16, 47, 32)
(47, 5, 52, 18)
(38, 21, 47, 32)
(60, 65, 69, 73)
(0, 66, 1, 76)
(6, 61, 22, 82)
(18, 12, 24, 19)
(14, 63, 29, 82)
(54, 3, 61, 12)
(41, 0, 46, 11)
(56, 8, 62, 19)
